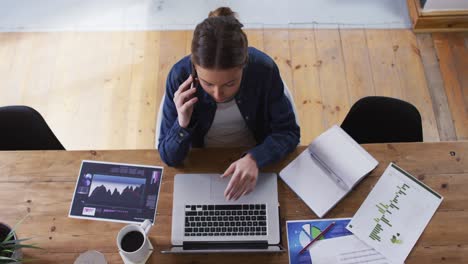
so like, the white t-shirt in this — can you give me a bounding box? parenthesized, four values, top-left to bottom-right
(204, 99, 257, 148)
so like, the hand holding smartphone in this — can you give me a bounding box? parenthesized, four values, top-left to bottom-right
(173, 64, 199, 128)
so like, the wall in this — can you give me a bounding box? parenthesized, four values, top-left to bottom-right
(423, 0, 468, 12)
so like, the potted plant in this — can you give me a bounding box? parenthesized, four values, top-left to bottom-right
(0, 216, 42, 263)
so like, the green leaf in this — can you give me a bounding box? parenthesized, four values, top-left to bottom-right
(0, 256, 16, 260)
(3, 244, 43, 250)
(1, 237, 33, 245)
(2, 215, 29, 243)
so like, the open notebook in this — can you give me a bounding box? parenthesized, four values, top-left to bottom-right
(279, 125, 378, 218)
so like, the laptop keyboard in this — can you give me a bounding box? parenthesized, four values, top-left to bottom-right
(184, 204, 268, 237)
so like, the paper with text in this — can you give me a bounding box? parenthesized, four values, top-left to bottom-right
(310, 235, 393, 264)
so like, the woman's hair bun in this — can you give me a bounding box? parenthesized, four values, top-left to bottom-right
(208, 7, 237, 18)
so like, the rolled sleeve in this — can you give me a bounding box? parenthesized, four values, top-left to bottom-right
(158, 67, 194, 166)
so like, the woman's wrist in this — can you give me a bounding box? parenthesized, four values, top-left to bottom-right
(245, 153, 258, 167)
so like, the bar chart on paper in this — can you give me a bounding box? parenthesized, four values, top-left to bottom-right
(369, 183, 409, 242)
(346, 163, 443, 264)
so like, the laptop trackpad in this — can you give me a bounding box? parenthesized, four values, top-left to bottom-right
(210, 175, 229, 200)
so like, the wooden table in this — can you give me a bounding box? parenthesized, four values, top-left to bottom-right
(0, 142, 466, 263)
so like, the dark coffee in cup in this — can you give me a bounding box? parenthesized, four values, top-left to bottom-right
(121, 231, 144, 252)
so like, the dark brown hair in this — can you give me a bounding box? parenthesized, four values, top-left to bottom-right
(191, 7, 248, 70)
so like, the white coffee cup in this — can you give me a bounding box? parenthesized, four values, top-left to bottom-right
(117, 220, 152, 263)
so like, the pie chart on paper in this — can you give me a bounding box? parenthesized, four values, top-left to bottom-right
(299, 224, 325, 247)
(287, 219, 354, 264)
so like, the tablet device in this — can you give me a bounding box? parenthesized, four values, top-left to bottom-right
(69, 160, 163, 224)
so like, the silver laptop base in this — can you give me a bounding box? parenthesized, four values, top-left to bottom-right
(161, 244, 285, 254)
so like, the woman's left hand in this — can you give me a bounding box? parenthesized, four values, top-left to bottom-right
(222, 153, 259, 201)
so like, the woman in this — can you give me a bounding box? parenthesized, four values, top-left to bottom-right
(158, 7, 300, 201)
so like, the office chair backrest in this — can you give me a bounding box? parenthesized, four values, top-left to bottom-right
(282, 80, 299, 127)
(341, 96, 423, 144)
(0, 105, 65, 150)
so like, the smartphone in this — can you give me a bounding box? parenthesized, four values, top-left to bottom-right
(191, 63, 199, 88)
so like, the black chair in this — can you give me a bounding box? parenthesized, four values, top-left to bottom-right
(341, 96, 423, 144)
(0, 106, 65, 150)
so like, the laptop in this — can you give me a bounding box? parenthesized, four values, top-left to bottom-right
(162, 173, 283, 253)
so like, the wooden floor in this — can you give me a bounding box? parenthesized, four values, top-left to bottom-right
(0, 29, 466, 150)
(430, 33, 468, 141)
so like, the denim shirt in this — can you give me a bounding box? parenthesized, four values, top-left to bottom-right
(158, 47, 300, 168)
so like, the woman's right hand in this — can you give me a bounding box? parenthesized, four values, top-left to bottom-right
(173, 75, 198, 128)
